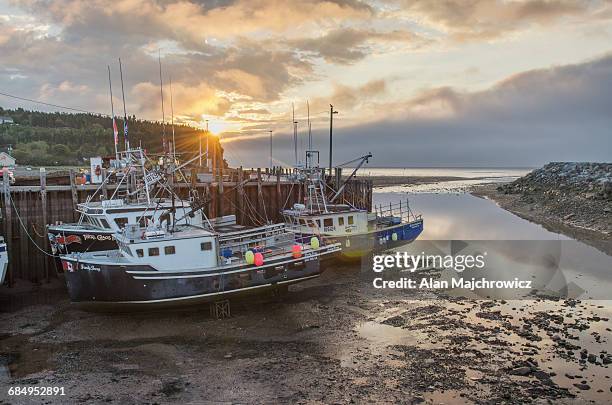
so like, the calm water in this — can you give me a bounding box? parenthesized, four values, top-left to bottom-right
(373, 190, 612, 299)
(358, 167, 533, 178)
(359, 167, 532, 193)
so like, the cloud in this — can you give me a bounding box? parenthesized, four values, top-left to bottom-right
(395, 0, 608, 41)
(225, 53, 612, 167)
(290, 27, 428, 64)
(15, 0, 373, 49)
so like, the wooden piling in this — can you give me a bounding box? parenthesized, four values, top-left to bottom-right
(3, 168, 12, 286)
(40, 168, 50, 283)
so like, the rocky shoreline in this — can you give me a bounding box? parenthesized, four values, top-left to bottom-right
(472, 162, 612, 255)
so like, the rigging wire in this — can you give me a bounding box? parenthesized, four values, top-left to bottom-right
(0, 91, 109, 116)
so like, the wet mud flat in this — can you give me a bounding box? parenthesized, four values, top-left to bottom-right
(0, 265, 611, 404)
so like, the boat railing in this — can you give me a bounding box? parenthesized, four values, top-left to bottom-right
(374, 199, 422, 224)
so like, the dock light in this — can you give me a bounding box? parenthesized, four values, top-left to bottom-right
(292, 244, 303, 258)
(310, 237, 320, 249)
(254, 252, 264, 266)
(245, 250, 254, 264)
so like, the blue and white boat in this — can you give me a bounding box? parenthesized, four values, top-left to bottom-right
(282, 152, 423, 259)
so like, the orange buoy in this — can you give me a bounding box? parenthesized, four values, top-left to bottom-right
(292, 244, 303, 258)
(254, 252, 264, 266)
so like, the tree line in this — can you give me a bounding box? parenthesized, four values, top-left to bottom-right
(0, 107, 221, 166)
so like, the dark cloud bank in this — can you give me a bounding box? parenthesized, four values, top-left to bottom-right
(228, 54, 612, 168)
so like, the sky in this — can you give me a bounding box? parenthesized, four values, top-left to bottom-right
(0, 0, 611, 167)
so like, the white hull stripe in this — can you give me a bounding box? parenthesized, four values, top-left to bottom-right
(86, 274, 320, 305)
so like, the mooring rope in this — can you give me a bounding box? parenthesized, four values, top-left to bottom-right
(8, 193, 60, 258)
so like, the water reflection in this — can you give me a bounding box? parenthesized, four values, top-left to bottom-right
(372, 192, 612, 299)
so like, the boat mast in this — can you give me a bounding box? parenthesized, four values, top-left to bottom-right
(329, 104, 338, 174)
(292, 104, 298, 166)
(158, 50, 166, 155)
(107, 66, 119, 161)
(119, 58, 129, 151)
(307, 100, 312, 168)
(169, 75, 176, 160)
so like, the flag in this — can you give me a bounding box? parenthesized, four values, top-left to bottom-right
(123, 115, 129, 139)
(112, 117, 118, 145)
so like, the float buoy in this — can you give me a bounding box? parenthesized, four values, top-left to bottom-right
(245, 250, 255, 264)
(310, 237, 320, 249)
(392, 232, 398, 241)
(254, 252, 264, 266)
(292, 244, 303, 258)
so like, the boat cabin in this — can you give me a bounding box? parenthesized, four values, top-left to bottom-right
(283, 204, 369, 236)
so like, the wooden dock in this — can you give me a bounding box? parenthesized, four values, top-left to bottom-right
(0, 167, 372, 286)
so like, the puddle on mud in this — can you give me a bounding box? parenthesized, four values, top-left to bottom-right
(349, 298, 612, 402)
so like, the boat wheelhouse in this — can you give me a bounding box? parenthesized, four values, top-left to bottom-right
(60, 222, 341, 307)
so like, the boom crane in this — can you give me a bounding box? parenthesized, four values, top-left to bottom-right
(329, 153, 372, 203)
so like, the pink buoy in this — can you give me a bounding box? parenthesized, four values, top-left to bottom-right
(254, 252, 264, 266)
(292, 244, 303, 258)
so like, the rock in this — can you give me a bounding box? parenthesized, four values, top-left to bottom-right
(510, 366, 532, 376)
(573, 383, 590, 390)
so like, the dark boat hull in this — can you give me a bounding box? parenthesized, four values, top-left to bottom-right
(60, 251, 328, 308)
(300, 219, 424, 260)
(47, 226, 117, 255)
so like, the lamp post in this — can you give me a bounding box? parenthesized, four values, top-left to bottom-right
(269, 130, 273, 169)
(329, 104, 338, 174)
(205, 119, 209, 169)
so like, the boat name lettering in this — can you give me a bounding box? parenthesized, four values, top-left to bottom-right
(83, 234, 114, 241)
(80, 264, 101, 272)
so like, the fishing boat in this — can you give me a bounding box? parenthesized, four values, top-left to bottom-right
(60, 221, 340, 306)
(282, 152, 423, 259)
(0, 236, 8, 284)
(47, 148, 204, 256)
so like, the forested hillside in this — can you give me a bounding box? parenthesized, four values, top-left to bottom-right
(0, 107, 220, 166)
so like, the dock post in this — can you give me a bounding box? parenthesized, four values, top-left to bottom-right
(218, 163, 224, 217)
(69, 169, 79, 219)
(256, 168, 262, 222)
(276, 169, 281, 214)
(237, 167, 244, 224)
(101, 168, 108, 200)
(40, 168, 50, 283)
(2, 168, 12, 287)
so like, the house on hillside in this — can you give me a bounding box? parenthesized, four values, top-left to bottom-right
(0, 152, 16, 168)
(0, 116, 14, 124)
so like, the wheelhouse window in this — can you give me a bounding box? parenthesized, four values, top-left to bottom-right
(348, 216, 354, 225)
(99, 218, 111, 229)
(136, 249, 144, 258)
(338, 217, 345, 226)
(139, 216, 152, 228)
(115, 217, 129, 228)
(324, 218, 333, 227)
(164, 246, 176, 255)
(201, 241, 212, 251)
(148, 247, 160, 256)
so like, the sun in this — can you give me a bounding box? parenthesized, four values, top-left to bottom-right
(201, 118, 238, 136)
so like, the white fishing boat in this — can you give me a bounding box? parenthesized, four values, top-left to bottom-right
(60, 221, 340, 307)
(47, 148, 204, 256)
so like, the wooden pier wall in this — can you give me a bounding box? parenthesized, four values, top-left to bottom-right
(0, 168, 372, 285)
